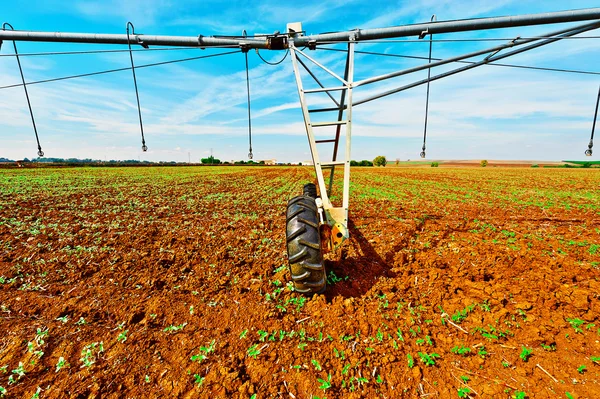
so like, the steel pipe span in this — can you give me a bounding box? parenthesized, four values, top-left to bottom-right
(0, 8, 599, 49)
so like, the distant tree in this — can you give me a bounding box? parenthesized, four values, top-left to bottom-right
(431, 162, 439, 167)
(359, 160, 373, 167)
(531, 164, 539, 168)
(395, 158, 400, 166)
(373, 156, 387, 167)
(201, 156, 221, 164)
(480, 160, 488, 167)
(350, 160, 359, 166)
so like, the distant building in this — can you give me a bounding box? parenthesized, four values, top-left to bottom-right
(259, 159, 277, 165)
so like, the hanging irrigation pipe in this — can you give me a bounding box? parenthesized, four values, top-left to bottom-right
(1, 23, 44, 157)
(0, 50, 240, 91)
(318, 47, 600, 77)
(0, 45, 239, 57)
(421, 15, 436, 159)
(242, 31, 253, 159)
(313, 35, 600, 45)
(587, 85, 599, 156)
(126, 22, 148, 152)
(256, 48, 289, 65)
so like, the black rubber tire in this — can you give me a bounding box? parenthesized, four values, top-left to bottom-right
(303, 183, 318, 199)
(286, 195, 326, 294)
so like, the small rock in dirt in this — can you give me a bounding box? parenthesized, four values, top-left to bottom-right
(411, 366, 422, 379)
(515, 302, 533, 310)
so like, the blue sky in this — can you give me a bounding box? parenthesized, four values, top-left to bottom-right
(1, 0, 599, 162)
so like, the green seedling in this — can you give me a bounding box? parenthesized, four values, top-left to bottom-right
(11, 363, 25, 379)
(247, 344, 261, 359)
(475, 344, 487, 357)
(312, 359, 322, 371)
(591, 356, 600, 363)
(116, 330, 128, 343)
(55, 357, 67, 372)
(407, 353, 415, 368)
(566, 318, 585, 334)
(317, 373, 332, 390)
(163, 322, 187, 332)
(513, 391, 526, 399)
(519, 346, 532, 362)
(418, 352, 440, 366)
(193, 374, 205, 386)
(577, 365, 586, 374)
(541, 343, 556, 351)
(458, 387, 471, 398)
(80, 342, 104, 368)
(239, 329, 248, 339)
(451, 345, 471, 356)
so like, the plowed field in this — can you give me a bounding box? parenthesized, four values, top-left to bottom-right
(0, 166, 599, 398)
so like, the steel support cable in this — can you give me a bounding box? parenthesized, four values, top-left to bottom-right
(421, 15, 435, 159)
(318, 47, 600, 77)
(309, 22, 600, 112)
(0, 50, 240, 90)
(242, 31, 253, 159)
(1, 23, 44, 157)
(126, 22, 147, 152)
(587, 85, 599, 156)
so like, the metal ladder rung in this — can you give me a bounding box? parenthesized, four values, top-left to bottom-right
(315, 139, 337, 143)
(320, 160, 346, 167)
(304, 86, 347, 94)
(312, 121, 347, 127)
(308, 107, 340, 113)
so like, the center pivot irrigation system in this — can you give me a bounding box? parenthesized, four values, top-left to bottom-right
(2, 8, 600, 294)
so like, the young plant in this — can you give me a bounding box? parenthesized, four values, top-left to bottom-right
(317, 373, 332, 390)
(451, 345, 471, 356)
(80, 342, 104, 368)
(193, 374, 205, 386)
(311, 359, 322, 371)
(566, 318, 585, 334)
(163, 322, 187, 332)
(116, 330, 128, 343)
(519, 346, 532, 362)
(418, 352, 440, 366)
(55, 357, 68, 372)
(247, 344, 261, 359)
(458, 387, 471, 398)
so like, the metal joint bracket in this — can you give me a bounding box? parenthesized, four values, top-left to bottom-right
(308, 40, 317, 50)
(267, 35, 288, 50)
(240, 43, 250, 53)
(485, 36, 520, 61)
(136, 36, 149, 49)
(418, 28, 429, 39)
